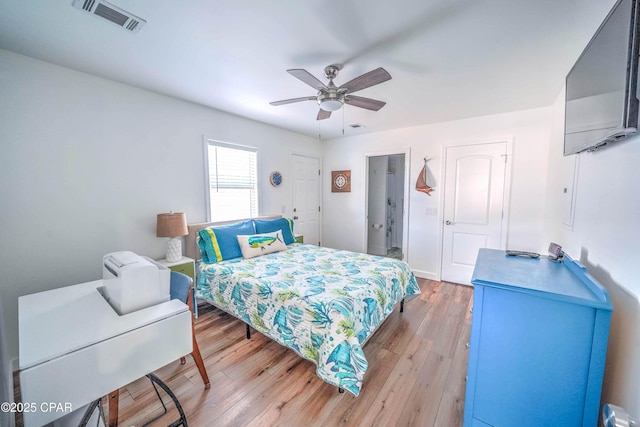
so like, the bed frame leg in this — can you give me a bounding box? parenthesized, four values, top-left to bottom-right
(400, 298, 405, 313)
(338, 387, 345, 393)
(246, 324, 251, 339)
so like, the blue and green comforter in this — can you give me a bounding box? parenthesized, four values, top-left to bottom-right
(196, 243, 420, 396)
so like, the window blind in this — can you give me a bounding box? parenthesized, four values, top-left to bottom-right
(207, 142, 258, 221)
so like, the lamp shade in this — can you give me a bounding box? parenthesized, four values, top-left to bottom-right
(156, 213, 188, 237)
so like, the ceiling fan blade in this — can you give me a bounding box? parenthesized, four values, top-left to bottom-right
(317, 109, 332, 120)
(339, 68, 391, 93)
(344, 95, 386, 111)
(287, 69, 328, 91)
(270, 96, 317, 106)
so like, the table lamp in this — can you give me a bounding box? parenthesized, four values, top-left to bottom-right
(156, 212, 188, 262)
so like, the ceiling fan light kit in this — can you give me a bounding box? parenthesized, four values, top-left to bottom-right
(271, 64, 391, 120)
(318, 95, 343, 112)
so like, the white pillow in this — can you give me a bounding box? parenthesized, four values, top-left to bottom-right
(237, 230, 287, 259)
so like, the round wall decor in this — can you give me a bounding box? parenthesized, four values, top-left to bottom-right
(270, 171, 283, 187)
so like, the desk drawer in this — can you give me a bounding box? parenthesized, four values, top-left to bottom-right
(20, 311, 191, 427)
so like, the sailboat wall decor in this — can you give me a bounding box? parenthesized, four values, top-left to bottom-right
(416, 157, 435, 196)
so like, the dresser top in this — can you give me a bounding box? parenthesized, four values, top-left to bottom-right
(472, 249, 612, 310)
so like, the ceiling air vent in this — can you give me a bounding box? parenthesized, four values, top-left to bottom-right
(72, 0, 146, 33)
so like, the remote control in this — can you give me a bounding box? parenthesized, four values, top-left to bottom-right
(506, 250, 540, 258)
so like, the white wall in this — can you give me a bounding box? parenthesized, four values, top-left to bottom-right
(0, 49, 321, 365)
(322, 107, 552, 279)
(544, 89, 640, 417)
(0, 288, 14, 427)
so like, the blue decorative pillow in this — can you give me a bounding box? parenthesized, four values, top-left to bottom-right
(197, 220, 255, 263)
(253, 217, 296, 245)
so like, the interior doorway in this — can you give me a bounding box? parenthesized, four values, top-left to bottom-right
(291, 154, 321, 246)
(366, 153, 408, 260)
(440, 141, 511, 285)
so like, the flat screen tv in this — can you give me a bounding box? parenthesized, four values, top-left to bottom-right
(564, 0, 640, 155)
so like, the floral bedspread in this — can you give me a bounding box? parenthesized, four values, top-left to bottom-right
(196, 243, 420, 396)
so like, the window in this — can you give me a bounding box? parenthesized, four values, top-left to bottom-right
(205, 140, 258, 221)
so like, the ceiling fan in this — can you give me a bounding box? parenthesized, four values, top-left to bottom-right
(270, 65, 391, 120)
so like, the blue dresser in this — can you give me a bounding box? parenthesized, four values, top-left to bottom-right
(463, 249, 613, 427)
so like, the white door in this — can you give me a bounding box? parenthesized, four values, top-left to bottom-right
(441, 142, 508, 285)
(292, 154, 321, 245)
(367, 156, 388, 255)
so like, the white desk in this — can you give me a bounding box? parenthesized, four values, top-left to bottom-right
(19, 280, 192, 427)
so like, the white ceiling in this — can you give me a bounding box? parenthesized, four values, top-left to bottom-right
(0, 0, 615, 139)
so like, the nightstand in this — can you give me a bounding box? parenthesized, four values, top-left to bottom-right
(158, 256, 198, 317)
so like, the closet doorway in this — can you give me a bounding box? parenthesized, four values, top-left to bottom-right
(365, 152, 409, 261)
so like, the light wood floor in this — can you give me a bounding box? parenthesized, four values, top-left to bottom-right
(15, 279, 473, 427)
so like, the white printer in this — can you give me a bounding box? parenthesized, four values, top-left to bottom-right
(102, 251, 170, 315)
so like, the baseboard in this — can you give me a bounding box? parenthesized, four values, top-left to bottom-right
(411, 269, 439, 281)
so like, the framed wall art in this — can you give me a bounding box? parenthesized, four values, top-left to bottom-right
(331, 170, 351, 193)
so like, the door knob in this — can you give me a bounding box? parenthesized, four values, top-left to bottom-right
(293, 216, 299, 220)
(445, 220, 452, 225)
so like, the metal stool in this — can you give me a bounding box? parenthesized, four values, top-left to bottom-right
(88, 374, 188, 427)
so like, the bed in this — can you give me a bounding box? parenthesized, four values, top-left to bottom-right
(185, 216, 420, 396)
